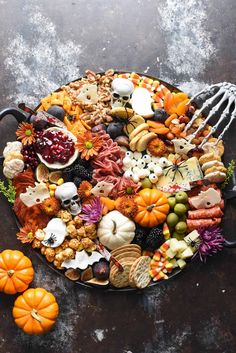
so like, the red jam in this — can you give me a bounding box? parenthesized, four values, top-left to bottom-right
(35, 130, 75, 164)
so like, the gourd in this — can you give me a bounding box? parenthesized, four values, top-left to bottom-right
(0, 250, 34, 294)
(97, 210, 135, 250)
(134, 188, 169, 227)
(13, 288, 59, 335)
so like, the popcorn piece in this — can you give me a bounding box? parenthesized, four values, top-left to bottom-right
(69, 239, 82, 250)
(57, 210, 73, 223)
(81, 238, 96, 252)
(66, 224, 78, 238)
(45, 248, 56, 262)
(35, 229, 46, 241)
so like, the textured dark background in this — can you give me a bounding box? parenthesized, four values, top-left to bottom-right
(0, 1, 236, 352)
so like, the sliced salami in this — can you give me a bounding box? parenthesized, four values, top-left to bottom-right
(188, 206, 223, 219)
(187, 218, 222, 231)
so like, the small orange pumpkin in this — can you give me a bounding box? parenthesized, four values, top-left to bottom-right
(134, 188, 169, 227)
(13, 288, 59, 335)
(0, 250, 34, 295)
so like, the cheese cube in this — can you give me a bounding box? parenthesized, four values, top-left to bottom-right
(177, 259, 187, 269)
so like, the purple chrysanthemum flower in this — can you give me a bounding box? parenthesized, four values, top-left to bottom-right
(197, 226, 225, 262)
(80, 197, 103, 224)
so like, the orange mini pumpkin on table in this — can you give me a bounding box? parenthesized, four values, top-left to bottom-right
(134, 188, 169, 227)
(0, 250, 34, 295)
(13, 287, 59, 335)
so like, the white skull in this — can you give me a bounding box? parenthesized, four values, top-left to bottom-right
(55, 182, 81, 215)
(111, 78, 134, 108)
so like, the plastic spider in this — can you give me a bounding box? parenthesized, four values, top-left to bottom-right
(163, 160, 188, 182)
(44, 233, 57, 246)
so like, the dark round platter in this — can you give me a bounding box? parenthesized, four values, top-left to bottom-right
(1, 71, 236, 291)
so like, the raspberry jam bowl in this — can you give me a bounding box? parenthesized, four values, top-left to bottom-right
(35, 127, 78, 169)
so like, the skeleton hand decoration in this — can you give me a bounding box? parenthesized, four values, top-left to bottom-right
(55, 182, 81, 216)
(111, 78, 134, 108)
(184, 82, 236, 148)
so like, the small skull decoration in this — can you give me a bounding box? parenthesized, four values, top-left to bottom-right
(55, 182, 81, 215)
(111, 78, 134, 108)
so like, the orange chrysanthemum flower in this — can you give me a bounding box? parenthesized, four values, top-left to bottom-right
(78, 181, 93, 200)
(115, 196, 138, 218)
(16, 224, 38, 244)
(16, 122, 36, 145)
(42, 197, 61, 216)
(76, 131, 103, 160)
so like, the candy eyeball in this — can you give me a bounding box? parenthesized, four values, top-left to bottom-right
(142, 154, 151, 163)
(132, 166, 140, 174)
(133, 152, 142, 160)
(147, 162, 156, 171)
(154, 165, 163, 176)
(124, 170, 134, 179)
(159, 157, 171, 168)
(137, 168, 147, 178)
(132, 174, 140, 183)
(149, 173, 158, 183)
(151, 156, 160, 164)
(137, 159, 146, 168)
(126, 151, 133, 158)
(144, 169, 150, 177)
(131, 159, 138, 167)
(123, 156, 133, 167)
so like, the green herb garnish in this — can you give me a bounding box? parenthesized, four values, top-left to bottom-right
(221, 160, 235, 190)
(0, 179, 16, 204)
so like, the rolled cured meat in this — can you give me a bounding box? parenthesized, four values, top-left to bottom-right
(187, 218, 222, 231)
(188, 206, 223, 219)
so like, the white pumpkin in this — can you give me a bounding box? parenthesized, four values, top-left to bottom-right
(97, 210, 135, 250)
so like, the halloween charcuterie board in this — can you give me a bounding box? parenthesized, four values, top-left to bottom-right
(0, 70, 235, 290)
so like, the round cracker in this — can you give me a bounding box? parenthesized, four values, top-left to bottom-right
(111, 249, 141, 259)
(111, 244, 141, 254)
(109, 261, 133, 288)
(132, 256, 151, 289)
(129, 257, 143, 287)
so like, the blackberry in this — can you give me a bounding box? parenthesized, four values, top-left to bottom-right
(144, 227, 163, 251)
(74, 157, 91, 169)
(73, 176, 83, 187)
(73, 164, 92, 180)
(62, 166, 74, 182)
(133, 226, 148, 247)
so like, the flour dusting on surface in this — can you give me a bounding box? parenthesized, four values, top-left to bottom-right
(4, 4, 82, 106)
(158, 0, 215, 84)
